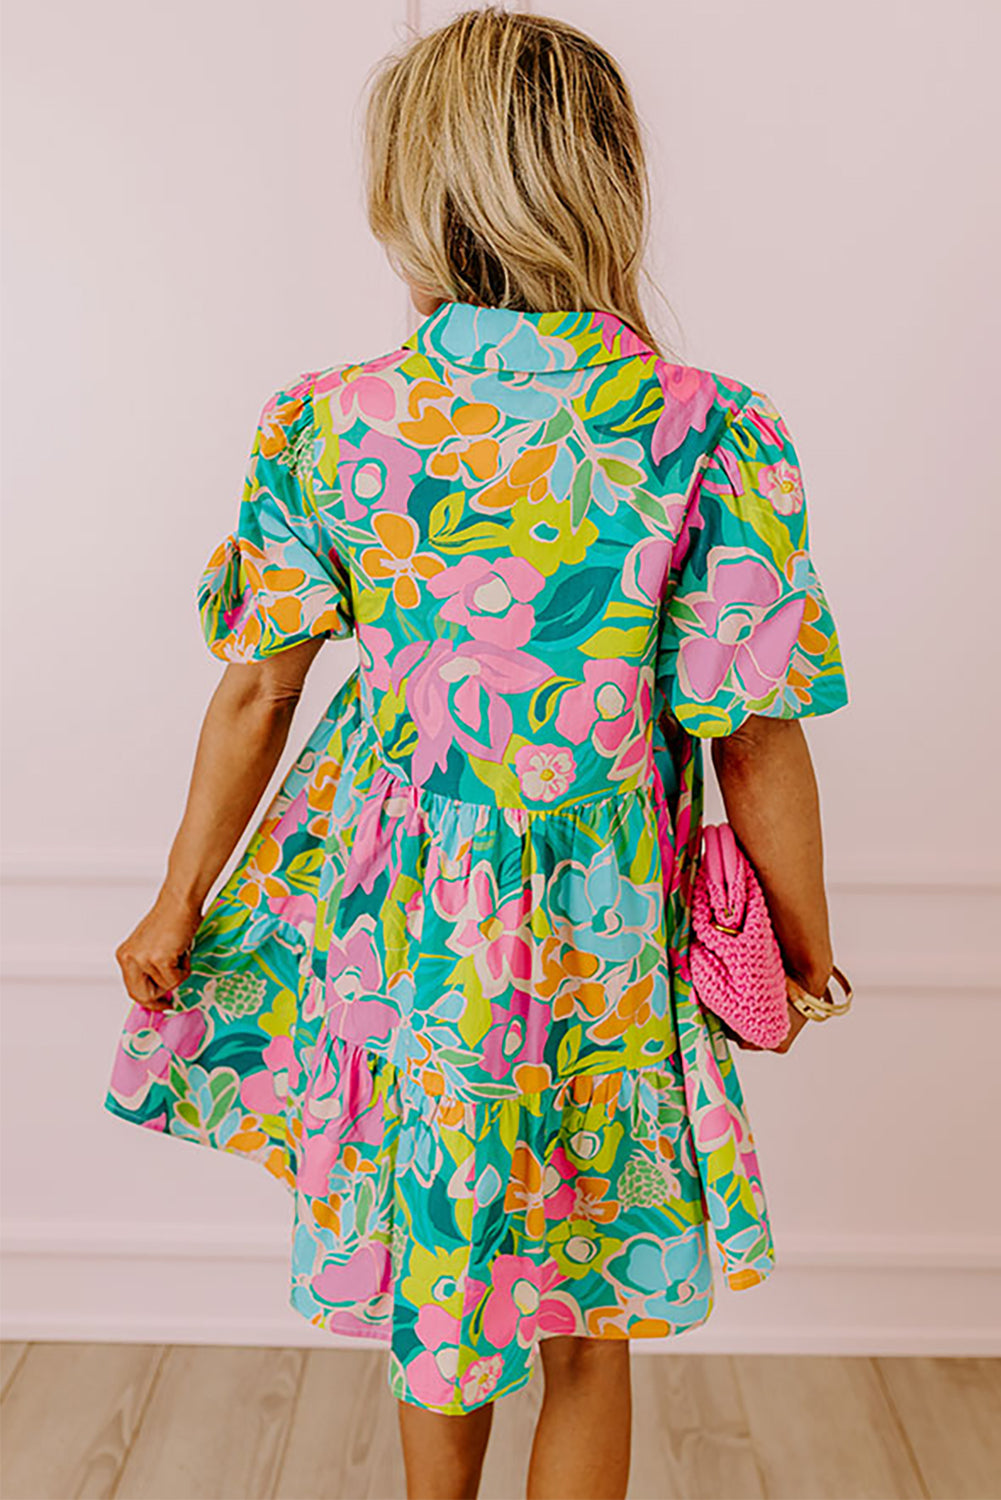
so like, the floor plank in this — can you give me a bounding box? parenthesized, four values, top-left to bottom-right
(876, 1355, 1001, 1500)
(735, 1355, 927, 1500)
(274, 1347, 403, 1500)
(115, 1344, 304, 1500)
(0, 1341, 163, 1500)
(0, 1341, 29, 1398)
(3, 1342, 998, 1500)
(629, 1353, 764, 1500)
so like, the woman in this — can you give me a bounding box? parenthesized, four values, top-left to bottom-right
(105, 9, 849, 1498)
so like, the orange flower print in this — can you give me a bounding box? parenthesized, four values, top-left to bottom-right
(797, 588, 832, 657)
(398, 391, 504, 487)
(504, 1141, 547, 1238)
(258, 397, 304, 459)
(589, 970, 656, 1042)
(359, 512, 445, 608)
(428, 403, 503, 486)
(572, 1176, 618, 1225)
(473, 442, 559, 512)
(536, 937, 607, 1022)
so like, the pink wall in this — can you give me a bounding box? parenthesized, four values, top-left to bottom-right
(3, 0, 999, 1349)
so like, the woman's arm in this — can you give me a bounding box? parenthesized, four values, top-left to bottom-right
(711, 715, 835, 1049)
(115, 637, 325, 1010)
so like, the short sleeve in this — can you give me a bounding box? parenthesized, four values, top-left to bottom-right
(657, 388, 848, 737)
(197, 375, 354, 661)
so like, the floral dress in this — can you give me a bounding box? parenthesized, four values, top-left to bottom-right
(104, 300, 848, 1413)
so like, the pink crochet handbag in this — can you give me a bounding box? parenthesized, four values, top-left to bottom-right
(689, 823, 791, 1048)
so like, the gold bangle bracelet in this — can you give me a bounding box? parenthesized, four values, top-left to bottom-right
(786, 964, 853, 1022)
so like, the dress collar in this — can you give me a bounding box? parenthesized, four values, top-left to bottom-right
(402, 299, 658, 372)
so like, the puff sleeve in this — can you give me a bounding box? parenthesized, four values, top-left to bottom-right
(658, 388, 848, 737)
(197, 375, 354, 661)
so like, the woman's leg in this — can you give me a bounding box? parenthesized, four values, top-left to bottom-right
(527, 1336, 631, 1500)
(397, 1398, 495, 1500)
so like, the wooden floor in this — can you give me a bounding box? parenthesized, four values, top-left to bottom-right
(1, 1342, 999, 1500)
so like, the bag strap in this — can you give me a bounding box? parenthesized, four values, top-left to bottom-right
(701, 821, 746, 921)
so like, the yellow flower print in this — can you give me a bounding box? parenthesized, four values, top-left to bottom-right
(401, 1243, 469, 1310)
(549, 1220, 622, 1281)
(506, 493, 598, 578)
(359, 512, 445, 608)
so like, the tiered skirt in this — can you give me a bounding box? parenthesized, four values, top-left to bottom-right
(104, 674, 775, 1413)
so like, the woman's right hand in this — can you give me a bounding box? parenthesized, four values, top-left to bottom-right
(722, 961, 833, 1053)
(115, 887, 203, 1012)
(727, 1003, 811, 1053)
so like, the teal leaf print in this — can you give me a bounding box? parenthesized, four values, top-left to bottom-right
(534, 568, 618, 641)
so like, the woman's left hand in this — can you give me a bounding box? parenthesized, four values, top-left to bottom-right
(115, 887, 202, 1012)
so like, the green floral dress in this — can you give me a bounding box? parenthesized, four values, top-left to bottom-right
(104, 301, 848, 1413)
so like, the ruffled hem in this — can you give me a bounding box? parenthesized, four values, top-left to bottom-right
(289, 1025, 727, 1409)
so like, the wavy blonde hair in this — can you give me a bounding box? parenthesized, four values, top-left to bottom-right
(362, 6, 678, 359)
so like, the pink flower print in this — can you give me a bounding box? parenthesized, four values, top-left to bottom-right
(481, 1255, 542, 1349)
(392, 639, 550, 784)
(758, 459, 804, 514)
(556, 659, 638, 747)
(108, 1004, 208, 1111)
(323, 915, 397, 1048)
(357, 623, 395, 693)
(337, 428, 423, 521)
(537, 1290, 580, 1335)
(461, 1355, 504, 1405)
(427, 556, 545, 647)
(298, 1040, 384, 1193)
(480, 991, 552, 1080)
(312, 1241, 390, 1313)
(592, 309, 657, 363)
(321, 361, 399, 423)
(342, 766, 412, 897)
(403, 886, 424, 941)
(240, 1033, 299, 1117)
(480, 1254, 567, 1350)
(651, 365, 718, 464)
(464, 1275, 489, 1317)
(676, 546, 804, 703)
(541, 1144, 578, 1220)
(513, 743, 575, 802)
(433, 861, 533, 1000)
(555, 661, 653, 785)
(625, 537, 672, 608)
(407, 1303, 462, 1407)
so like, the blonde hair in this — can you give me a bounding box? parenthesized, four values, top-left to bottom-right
(362, 6, 679, 359)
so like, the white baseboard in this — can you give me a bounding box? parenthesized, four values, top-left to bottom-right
(3, 1222, 999, 1355)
